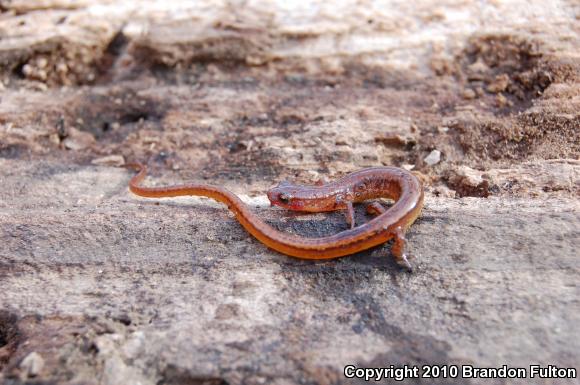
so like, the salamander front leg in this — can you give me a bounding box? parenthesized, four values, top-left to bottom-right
(345, 201, 355, 229)
(391, 226, 412, 272)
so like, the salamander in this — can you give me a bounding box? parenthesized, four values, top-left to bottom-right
(127, 164, 424, 270)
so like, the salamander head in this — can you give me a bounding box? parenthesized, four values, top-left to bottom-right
(268, 180, 341, 212)
(267, 181, 305, 211)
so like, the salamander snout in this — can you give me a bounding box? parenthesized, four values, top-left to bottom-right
(267, 187, 292, 208)
(267, 181, 305, 210)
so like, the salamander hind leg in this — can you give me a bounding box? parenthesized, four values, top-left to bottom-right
(366, 202, 387, 216)
(391, 226, 413, 272)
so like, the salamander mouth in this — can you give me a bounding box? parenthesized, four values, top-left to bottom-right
(289, 200, 305, 210)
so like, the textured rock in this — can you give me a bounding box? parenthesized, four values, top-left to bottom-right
(423, 150, 441, 166)
(18, 352, 44, 378)
(0, 159, 579, 384)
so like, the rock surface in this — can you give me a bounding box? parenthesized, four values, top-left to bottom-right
(0, 1, 579, 384)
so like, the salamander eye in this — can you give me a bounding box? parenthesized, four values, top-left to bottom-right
(355, 182, 367, 192)
(279, 193, 291, 204)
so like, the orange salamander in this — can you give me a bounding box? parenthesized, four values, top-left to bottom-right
(128, 164, 424, 270)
